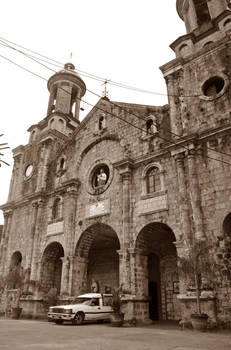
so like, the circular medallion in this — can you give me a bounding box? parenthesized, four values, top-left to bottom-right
(86, 160, 113, 195)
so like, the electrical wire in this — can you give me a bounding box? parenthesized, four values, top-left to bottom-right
(0, 36, 202, 98)
(0, 38, 205, 143)
(0, 49, 231, 167)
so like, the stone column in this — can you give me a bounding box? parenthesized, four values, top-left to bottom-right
(114, 159, 133, 292)
(63, 181, 80, 257)
(120, 168, 132, 291)
(187, 149, 204, 240)
(10, 153, 23, 201)
(60, 257, 70, 295)
(165, 74, 181, 137)
(68, 255, 88, 296)
(121, 170, 131, 249)
(174, 153, 192, 244)
(7, 166, 16, 202)
(34, 260, 42, 294)
(26, 202, 39, 272)
(36, 140, 52, 192)
(127, 248, 141, 295)
(47, 87, 55, 116)
(30, 200, 45, 281)
(174, 239, 187, 294)
(0, 210, 12, 275)
(74, 88, 81, 119)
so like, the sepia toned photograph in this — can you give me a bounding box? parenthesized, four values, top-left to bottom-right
(0, 1, 231, 349)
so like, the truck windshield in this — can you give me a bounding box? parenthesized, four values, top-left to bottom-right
(73, 298, 92, 304)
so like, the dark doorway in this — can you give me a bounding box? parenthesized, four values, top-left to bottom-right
(149, 281, 159, 320)
(148, 253, 161, 320)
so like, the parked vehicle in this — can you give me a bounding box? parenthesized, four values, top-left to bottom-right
(47, 293, 113, 325)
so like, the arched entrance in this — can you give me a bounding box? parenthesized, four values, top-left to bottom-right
(40, 242, 64, 293)
(136, 223, 180, 321)
(74, 223, 120, 295)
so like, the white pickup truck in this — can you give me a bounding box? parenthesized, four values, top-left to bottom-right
(48, 293, 113, 325)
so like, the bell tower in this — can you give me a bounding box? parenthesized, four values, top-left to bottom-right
(160, 0, 231, 137)
(47, 62, 86, 121)
(177, 0, 229, 35)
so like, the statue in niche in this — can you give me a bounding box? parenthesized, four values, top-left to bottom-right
(147, 115, 158, 135)
(91, 279, 99, 293)
(96, 168, 107, 186)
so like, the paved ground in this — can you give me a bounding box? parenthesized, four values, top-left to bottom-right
(0, 319, 230, 350)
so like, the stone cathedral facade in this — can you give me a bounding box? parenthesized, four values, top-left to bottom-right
(1, 0, 231, 325)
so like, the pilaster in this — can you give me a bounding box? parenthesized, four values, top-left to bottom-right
(174, 152, 192, 243)
(165, 74, 182, 137)
(30, 200, 45, 281)
(60, 256, 70, 295)
(26, 202, 39, 271)
(36, 139, 52, 192)
(62, 179, 80, 256)
(187, 148, 205, 240)
(0, 210, 13, 275)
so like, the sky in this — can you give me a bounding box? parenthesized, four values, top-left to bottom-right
(0, 0, 185, 224)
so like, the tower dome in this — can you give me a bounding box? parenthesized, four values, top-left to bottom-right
(46, 62, 86, 120)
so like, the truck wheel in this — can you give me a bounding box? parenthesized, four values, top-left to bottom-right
(55, 320, 63, 325)
(73, 312, 84, 325)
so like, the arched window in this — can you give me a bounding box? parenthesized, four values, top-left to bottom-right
(50, 118, 55, 129)
(52, 197, 62, 220)
(58, 119, 64, 132)
(146, 167, 161, 194)
(56, 156, 66, 174)
(60, 158, 65, 170)
(99, 115, 106, 131)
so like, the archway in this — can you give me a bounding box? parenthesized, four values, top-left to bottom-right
(74, 223, 120, 295)
(223, 213, 231, 237)
(135, 223, 180, 321)
(40, 242, 64, 294)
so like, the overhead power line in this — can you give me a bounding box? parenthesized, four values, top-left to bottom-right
(0, 36, 203, 98)
(0, 51, 231, 168)
(0, 38, 204, 143)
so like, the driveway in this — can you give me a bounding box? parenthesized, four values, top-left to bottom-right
(0, 319, 230, 350)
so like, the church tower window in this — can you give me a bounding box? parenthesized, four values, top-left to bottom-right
(146, 167, 161, 194)
(193, 0, 211, 25)
(202, 77, 225, 97)
(99, 116, 105, 130)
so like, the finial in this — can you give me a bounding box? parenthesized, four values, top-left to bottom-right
(64, 52, 75, 71)
(102, 79, 110, 99)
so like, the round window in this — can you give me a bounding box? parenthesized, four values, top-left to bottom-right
(25, 164, 33, 178)
(202, 77, 225, 97)
(92, 165, 109, 188)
